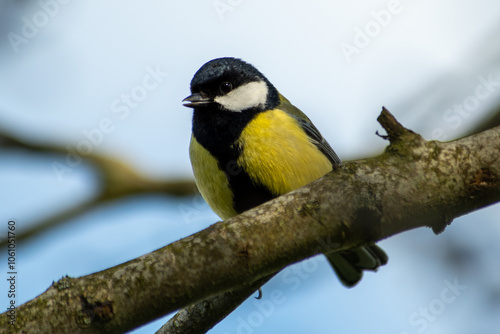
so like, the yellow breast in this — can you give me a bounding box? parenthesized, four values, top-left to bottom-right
(189, 134, 238, 219)
(237, 109, 332, 196)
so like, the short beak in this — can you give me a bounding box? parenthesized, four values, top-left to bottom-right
(182, 93, 213, 108)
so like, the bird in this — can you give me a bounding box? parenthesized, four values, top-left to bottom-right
(183, 57, 387, 287)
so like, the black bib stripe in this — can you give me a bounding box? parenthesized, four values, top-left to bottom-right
(192, 108, 275, 214)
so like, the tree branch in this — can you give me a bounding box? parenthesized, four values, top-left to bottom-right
(156, 275, 274, 334)
(3, 109, 499, 333)
(156, 106, 500, 332)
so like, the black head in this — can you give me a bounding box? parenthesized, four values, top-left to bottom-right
(183, 57, 279, 112)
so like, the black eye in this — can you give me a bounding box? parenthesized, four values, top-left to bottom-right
(219, 81, 233, 94)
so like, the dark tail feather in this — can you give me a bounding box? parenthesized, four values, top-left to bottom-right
(326, 244, 388, 288)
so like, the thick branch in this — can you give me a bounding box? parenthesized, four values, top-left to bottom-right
(159, 107, 500, 332)
(3, 110, 500, 334)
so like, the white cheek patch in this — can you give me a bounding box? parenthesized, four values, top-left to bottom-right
(214, 80, 268, 112)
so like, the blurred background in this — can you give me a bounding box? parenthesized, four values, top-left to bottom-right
(1, 1, 500, 333)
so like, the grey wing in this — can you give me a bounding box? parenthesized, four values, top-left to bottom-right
(294, 117, 342, 166)
(277, 93, 342, 166)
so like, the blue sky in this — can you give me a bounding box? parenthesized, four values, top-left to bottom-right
(1, 1, 500, 333)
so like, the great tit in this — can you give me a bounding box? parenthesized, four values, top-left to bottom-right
(183, 57, 387, 287)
